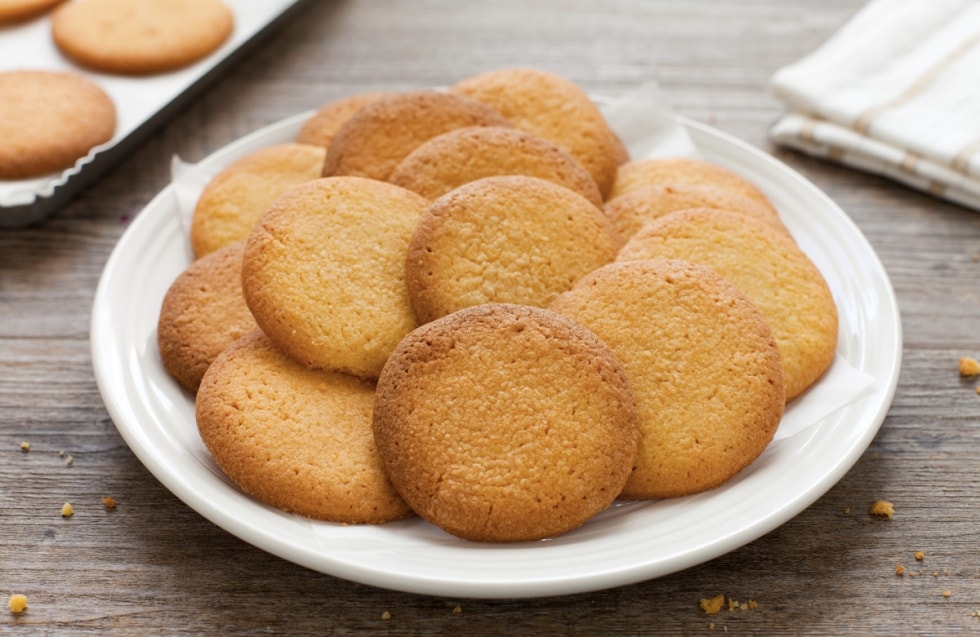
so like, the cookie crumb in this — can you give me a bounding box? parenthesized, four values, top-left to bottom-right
(942, 590, 951, 598)
(65, 454, 74, 467)
(914, 551, 924, 561)
(959, 357, 980, 376)
(102, 497, 117, 510)
(452, 605, 462, 614)
(700, 594, 725, 615)
(61, 502, 74, 518)
(381, 611, 391, 620)
(896, 564, 905, 576)
(19, 441, 29, 452)
(870, 500, 894, 518)
(843, 506, 851, 514)
(8, 594, 27, 614)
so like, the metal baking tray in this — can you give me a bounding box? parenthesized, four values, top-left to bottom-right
(0, 0, 314, 228)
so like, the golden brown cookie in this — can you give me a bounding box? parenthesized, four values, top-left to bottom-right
(242, 176, 428, 380)
(190, 143, 326, 258)
(156, 241, 257, 393)
(321, 90, 510, 181)
(616, 208, 838, 401)
(388, 126, 603, 208)
(0, 0, 64, 22)
(550, 259, 785, 499)
(196, 329, 413, 524)
(295, 92, 394, 149)
(373, 303, 640, 542)
(50, 0, 234, 74)
(604, 183, 786, 242)
(406, 175, 620, 324)
(0, 70, 115, 179)
(609, 157, 772, 204)
(450, 68, 629, 199)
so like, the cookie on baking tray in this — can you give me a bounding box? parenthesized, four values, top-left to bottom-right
(373, 303, 640, 542)
(0, 70, 116, 179)
(295, 92, 394, 149)
(604, 182, 786, 242)
(549, 259, 785, 499)
(405, 175, 619, 324)
(388, 126, 603, 208)
(196, 329, 413, 524)
(609, 157, 772, 205)
(241, 176, 428, 380)
(190, 143, 326, 258)
(450, 68, 629, 199)
(50, 0, 234, 74)
(321, 90, 511, 181)
(0, 0, 64, 23)
(616, 208, 838, 401)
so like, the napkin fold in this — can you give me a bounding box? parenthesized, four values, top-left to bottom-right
(769, 0, 980, 211)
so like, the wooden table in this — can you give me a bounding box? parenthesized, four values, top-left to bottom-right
(3, 1, 978, 634)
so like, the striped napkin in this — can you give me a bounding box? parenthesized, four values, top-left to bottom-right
(769, 0, 980, 211)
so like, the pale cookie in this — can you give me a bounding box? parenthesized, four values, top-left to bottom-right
(450, 68, 629, 199)
(157, 241, 257, 393)
(0, 70, 115, 179)
(295, 92, 394, 149)
(616, 208, 838, 401)
(406, 175, 620, 324)
(242, 176, 428, 380)
(190, 143, 326, 258)
(604, 183, 785, 242)
(196, 329, 413, 524)
(609, 157, 772, 205)
(550, 259, 785, 499)
(321, 90, 510, 181)
(0, 0, 64, 22)
(51, 0, 234, 74)
(389, 126, 603, 208)
(373, 303, 640, 542)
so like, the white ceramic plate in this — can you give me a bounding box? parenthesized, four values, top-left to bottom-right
(91, 111, 901, 599)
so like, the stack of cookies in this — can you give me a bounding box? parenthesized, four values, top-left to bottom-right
(158, 68, 839, 543)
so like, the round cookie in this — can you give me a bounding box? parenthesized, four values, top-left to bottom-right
(0, 0, 64, 23)
(321, 90, 511, 181)
(157, 241, 257, 393)
(388, 126, 603, 208)
(196, 329, 413, 524)
(242, 176, 428, 380)
(406, 175, 620, 324)
(450, 68, 629, 199)
(609, 157, 773, 204)
(550, 259, 785, 499)
(604, 183, 786, 242)
(0, 70, 115, 179)
(616, 208, 838, 401)
(295, 92, 394, 149)
(51, 0, 234, 74)
(373, 303, 641, 542)
(190, 143, 326, 258)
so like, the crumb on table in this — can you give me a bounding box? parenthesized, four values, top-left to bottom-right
(61, 502, 74, 518)
(870, 500, 894, 518)
(896, 564, 905, 576)
(8, 594, 27, 614)
(915, 551, 924, 561)
(102, 496, 117, 510)
(700, 594, 725, 615)
(19, 441, 29, 452)
(959, 357, 980, 376)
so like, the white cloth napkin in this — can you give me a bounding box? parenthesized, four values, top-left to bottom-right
(769, 0, 980, 211)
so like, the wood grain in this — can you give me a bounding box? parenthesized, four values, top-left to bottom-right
(2, 1, 979, 634)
